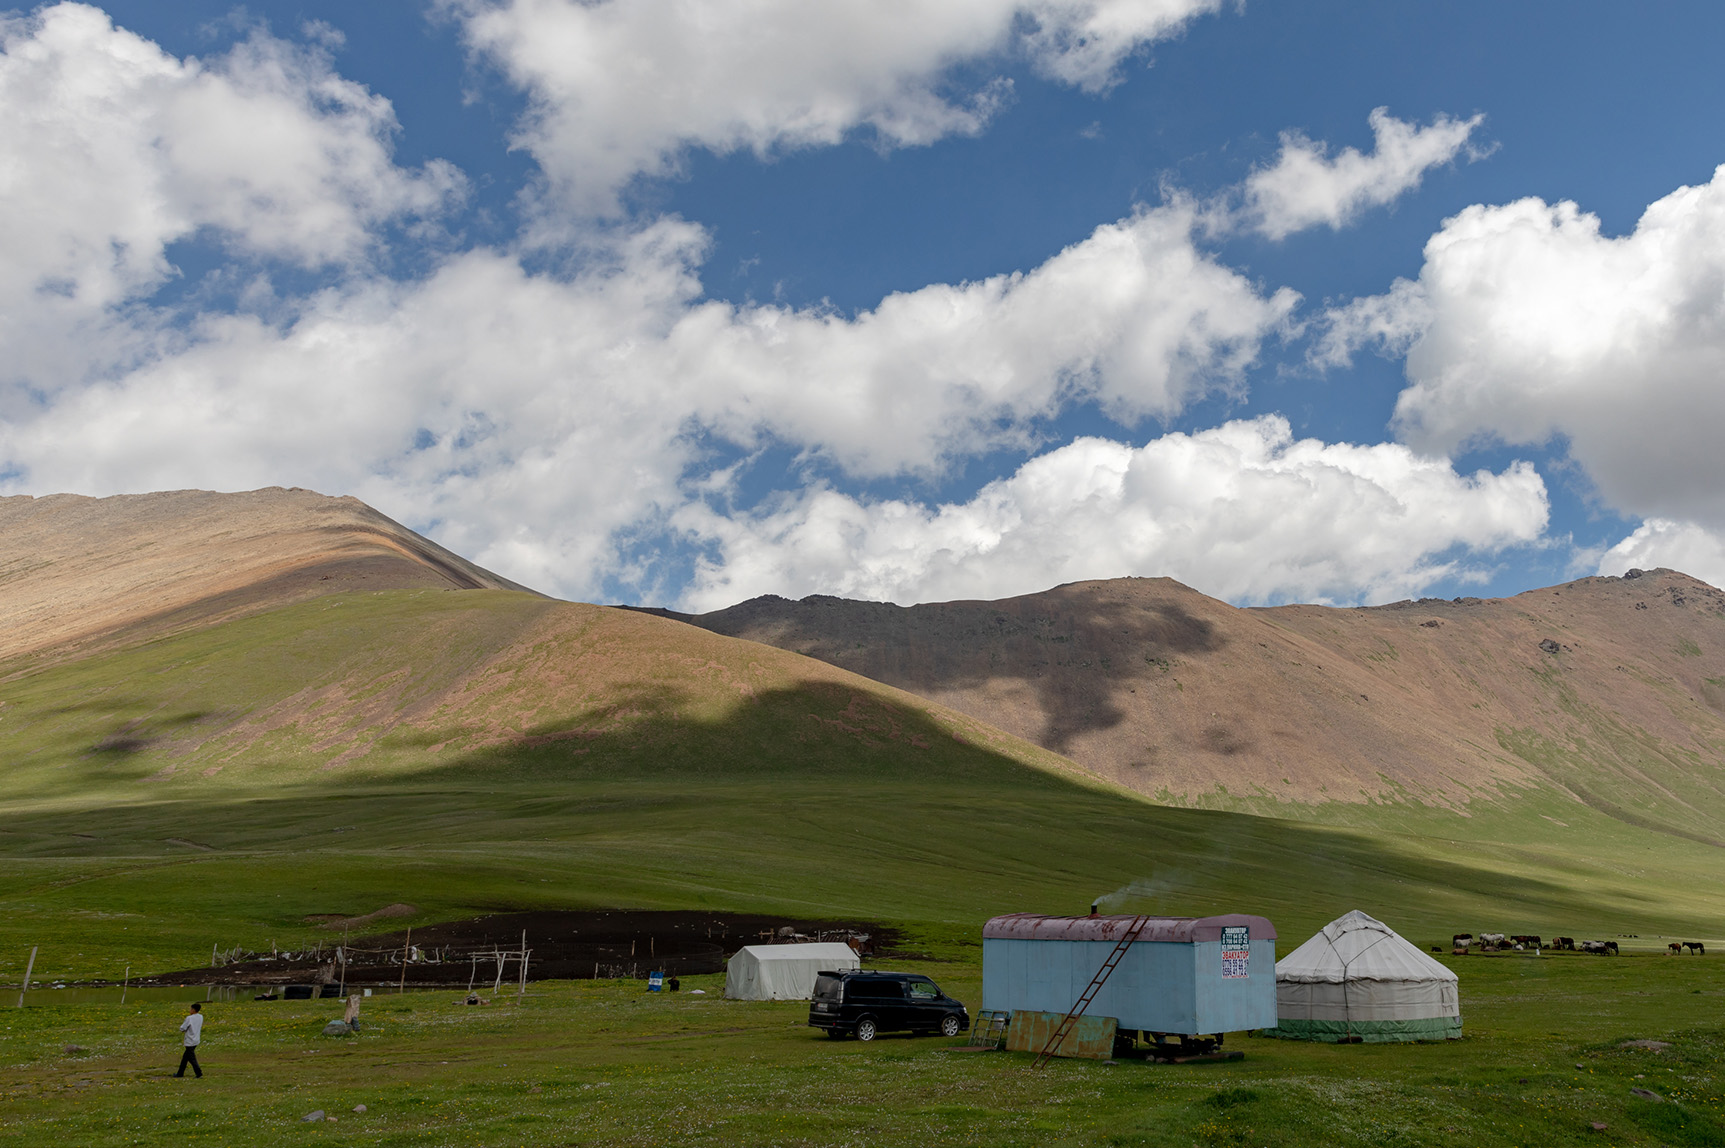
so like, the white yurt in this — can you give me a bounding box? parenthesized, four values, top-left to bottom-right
(1270, 910, 1461, 1042)
(724, 942, 860, 1001)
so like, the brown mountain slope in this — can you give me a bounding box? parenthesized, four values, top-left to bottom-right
(648, 572, 1725, 840)
(0, 487, 535, 663)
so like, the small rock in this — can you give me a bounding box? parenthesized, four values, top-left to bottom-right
(302, 1110, 325, 1122)
(1575, 1064, 1585, 1070)
(352, 1104, 367, 1113)
(1590, 1121, 1607, 1131)
(63, 1045, 88, 1055)
(1624, 568, 1644, 579)
(326, 1116, 337, 1122)
(1538, 638, 1562, 654)
(1630, 1087, 1662, 1102)
(1621, 1039, 1671, 1052)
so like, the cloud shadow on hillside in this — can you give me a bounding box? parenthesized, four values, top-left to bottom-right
(643, 590, 1224, 754)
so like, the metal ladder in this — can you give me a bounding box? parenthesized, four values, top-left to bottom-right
(1032, 915, 1148, 1067)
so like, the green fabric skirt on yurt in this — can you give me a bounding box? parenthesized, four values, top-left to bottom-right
(1264, 1015, 1462, 1042)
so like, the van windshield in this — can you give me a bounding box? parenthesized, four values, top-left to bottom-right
(813, 975, 842, 1000)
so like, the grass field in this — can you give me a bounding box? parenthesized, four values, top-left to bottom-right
(3, 956, 1723, 1147)
(3, 588, 1724, 1144)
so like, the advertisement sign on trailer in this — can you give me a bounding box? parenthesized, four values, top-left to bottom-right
(1221, 926, 1251, 979)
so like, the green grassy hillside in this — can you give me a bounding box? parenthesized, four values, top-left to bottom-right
(2, 588, 1721, 990)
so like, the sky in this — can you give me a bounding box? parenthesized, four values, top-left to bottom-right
(3, 1, 1725, 611)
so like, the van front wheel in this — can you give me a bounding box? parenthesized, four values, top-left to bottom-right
(855, 1016, 878, 1042)
(940, 1014, 963, 1038)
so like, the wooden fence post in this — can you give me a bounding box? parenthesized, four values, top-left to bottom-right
(17, 947, 38, 1008)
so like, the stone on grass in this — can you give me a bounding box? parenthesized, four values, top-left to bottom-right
(63, 1045, 89, 1055)
(302, 1110, 325, 1122)
(1630, 1087, 1663, 1102)
(353, 1104, 367, 1113)
(322, 1020, 354, 1037)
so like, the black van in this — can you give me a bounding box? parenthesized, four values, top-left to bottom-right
(808, 971, 968, 1041)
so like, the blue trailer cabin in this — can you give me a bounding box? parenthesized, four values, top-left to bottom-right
(982, 913, 1278, 1036)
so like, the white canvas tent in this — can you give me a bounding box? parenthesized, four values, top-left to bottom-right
(1271, 910, 1461, 1042)
(724, 943, 860, 1001)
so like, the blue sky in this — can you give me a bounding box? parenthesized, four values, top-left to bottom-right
(5, 1, 1725, 609)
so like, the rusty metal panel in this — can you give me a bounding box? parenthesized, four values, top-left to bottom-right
(982, 914, 1276, 943)
(1003, 1010, 1118, 1060)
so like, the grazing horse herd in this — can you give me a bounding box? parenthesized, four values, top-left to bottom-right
(1448, 933, 1706, 955)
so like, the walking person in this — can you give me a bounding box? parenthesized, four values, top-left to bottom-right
(175, 1002, 204, 1078)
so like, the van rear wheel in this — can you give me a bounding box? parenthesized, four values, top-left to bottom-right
(939, 1014, 963, 1038)
(855, 1016, 878, 1042)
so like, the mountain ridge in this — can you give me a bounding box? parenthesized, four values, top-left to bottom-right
(642, 570, 1725, 843)
(0, 486, 537, 665)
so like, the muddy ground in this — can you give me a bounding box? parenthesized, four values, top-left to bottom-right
(136, 909, 900, 988)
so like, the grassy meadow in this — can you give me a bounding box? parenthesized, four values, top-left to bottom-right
(3, 957, 1723, 1147)
(2, 588, 1724, 1144)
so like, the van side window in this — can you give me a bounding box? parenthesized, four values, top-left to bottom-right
(851, 980, 902, 999)
(908, 981, 938, 999)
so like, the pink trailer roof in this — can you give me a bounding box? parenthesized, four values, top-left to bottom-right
(982, 913, 1276, 943)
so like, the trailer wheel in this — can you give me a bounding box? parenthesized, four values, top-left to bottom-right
(939, 1014, 963, 1038)
(855, 1016, 878, 1042)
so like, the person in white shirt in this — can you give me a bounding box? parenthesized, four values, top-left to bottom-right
(175, 1002, 204, 1078)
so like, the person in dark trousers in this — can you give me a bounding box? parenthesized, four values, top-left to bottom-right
(175, 1002, 204, 1077)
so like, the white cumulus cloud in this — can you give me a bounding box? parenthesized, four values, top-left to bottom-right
(1598, 520, 1725, 591)
(677, 416, 1550, 609)
(1240, 107, 1484, 240)
(664, 202, 1298, 476)
(0, 6, 1565, 611)
(1328, 164, 1725, 532)
(0, 3, 460, 389)
(456, 0, 1223, 215)
(0, 201, 1296, 599)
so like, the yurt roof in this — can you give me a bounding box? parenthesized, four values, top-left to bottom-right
(1275, 910, 1456, 985)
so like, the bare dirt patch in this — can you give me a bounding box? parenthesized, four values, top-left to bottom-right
(136, 909, 899, 988)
